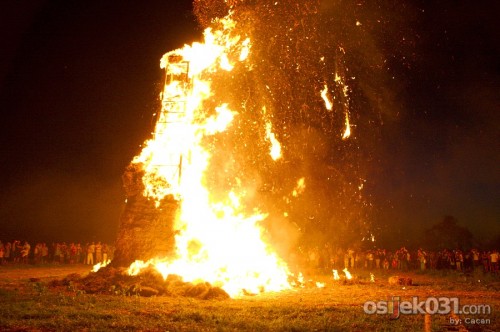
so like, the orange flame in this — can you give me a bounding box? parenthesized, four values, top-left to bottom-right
(265, 120, 282, 160)
(127, 13, 291, 297)
(298, 272, 305, 287)
(321, 84, 333, 111)
(343, 268, 353, 280)
(92, 260, 111, 273)
(342, 112, 351, 140)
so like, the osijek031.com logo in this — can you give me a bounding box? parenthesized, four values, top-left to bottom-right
(363, 296, 491, 319)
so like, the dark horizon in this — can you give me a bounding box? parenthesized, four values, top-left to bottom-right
(0, 1, 498, 248)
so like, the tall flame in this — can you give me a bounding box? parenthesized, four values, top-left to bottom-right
(128, 13, 291, 297)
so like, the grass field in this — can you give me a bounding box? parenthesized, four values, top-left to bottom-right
(0, 265, 498, 331)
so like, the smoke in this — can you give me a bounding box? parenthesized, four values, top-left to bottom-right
(190, 0, 419, 253)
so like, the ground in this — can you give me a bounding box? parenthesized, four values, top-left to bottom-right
(0, 265, 498, 331)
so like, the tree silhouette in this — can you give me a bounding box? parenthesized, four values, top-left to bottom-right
(424, 215, 473, 250)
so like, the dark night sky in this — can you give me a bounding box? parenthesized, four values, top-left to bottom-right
(372, 1, 500, 246)
(0, 1, 498, 246)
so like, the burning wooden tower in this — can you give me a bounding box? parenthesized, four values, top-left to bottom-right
(109, 12, 294, 296)
(112, 56, 191, 266)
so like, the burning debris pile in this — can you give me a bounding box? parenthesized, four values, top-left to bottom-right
(49, 267, 229, 300)
(388, 275, 413, 286)
(110, 0, 401, 297)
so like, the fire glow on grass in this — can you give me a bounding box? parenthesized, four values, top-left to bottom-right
(127, 13, 291, 297)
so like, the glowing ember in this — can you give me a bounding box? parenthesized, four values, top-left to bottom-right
(321, 84, 333, 111)
(332, 269, 340, 281)
(292, 177, 306, 197)
(342, 112, 351, 140)
(126, 13, 292, 297)
(370, 273, 375, 283)
(265, 117, 282, 160)
(316, 282, 326, 288)
(332, 71, 353, 140)
(343, 268, 353, 280)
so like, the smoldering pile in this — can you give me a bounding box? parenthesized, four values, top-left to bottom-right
(388, 275, 413, 286)
(48, 267, 230, 300)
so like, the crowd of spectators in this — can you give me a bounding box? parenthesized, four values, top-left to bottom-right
(1, 239, 498, 276)
(0, 240, 114, 265)
(297, 245, 499, 274)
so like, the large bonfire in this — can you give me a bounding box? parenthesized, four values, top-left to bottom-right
(110, 0, 387, 297)
(116, 13, 293, 297)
